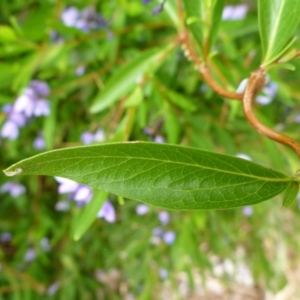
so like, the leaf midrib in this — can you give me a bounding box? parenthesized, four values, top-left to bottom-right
(264, 1, 284, 61)
(17, 154, 290, 183)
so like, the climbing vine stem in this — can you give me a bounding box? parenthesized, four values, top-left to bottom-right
(243, 68, 300, 160)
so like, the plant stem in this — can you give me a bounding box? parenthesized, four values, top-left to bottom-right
(200, 66, 243, 100)
(243, 68, 300, 160)
(179, 31, 243, 100)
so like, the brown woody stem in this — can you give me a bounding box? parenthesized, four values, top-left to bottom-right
(200, 66, 243, 100)
(179, 31, 243, 101)
(243, 68, 300, 160)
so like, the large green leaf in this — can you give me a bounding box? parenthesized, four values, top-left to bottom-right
(258, 0, 300, 65)
(3, 142, 294, 210)
(90, 47, 170, 114)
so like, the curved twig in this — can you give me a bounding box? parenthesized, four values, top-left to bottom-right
(179, 31, 243, 100)
(200, 66, 243, 100)
(243, 68, 300, 160)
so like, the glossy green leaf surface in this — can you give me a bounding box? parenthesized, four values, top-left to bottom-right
(3, 142, 293, 210)
(282, 181, 299, 207)
(90, 47, 169, 114)
(258, 0, 300, 65)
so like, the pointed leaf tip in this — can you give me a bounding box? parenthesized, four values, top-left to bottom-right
(3, 167, 24, 177)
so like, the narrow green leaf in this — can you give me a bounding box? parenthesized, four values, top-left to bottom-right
(208, 0, 225, 52)
(0, 25, 17, 42)
(183, 0, 205, 54)
(3, 143, 292, 210)
(164, 107, 181, 144)
(90, 47, 169, 114)
(154, 0, 179, 27)
(124, 86, 143, 108)
(72, 190, 108, 241)
(282, 181, 299, 208)
(183, 0, 224, 56)
(164, 88, 197, 112)
(258, 0, 300, 65)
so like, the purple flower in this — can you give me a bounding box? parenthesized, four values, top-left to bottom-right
(30, 80, 50, 96)
(55, 200, 70, 212)
(151, 227, 163, 245)
(40, 237, 51, 252)
(136, 204, 149, 215)
(80, 7, 108, 30)
(54, 177, 115, 223)
(24, 248, 36, 262)
(152, 226, 164, 237)
(0, 81, 49, 140)
(61, 6, 107, 32)
(222, 4, 248, 21)
(81, 131, 95, 145)
(242, 206, 253, 217)
(97, 200, 116, 223)
(73, 185, 93, 205)
(0, 232, 12, 242)
(94, 129, 105, 142)
(55, 177, 92, 206)
(14, 80, 50, 117)
(142, 0, 152, 3)
(81, 129, 105, 144)
(256, 82, 277, 105)
(61, 7, 80, 27)
(1, 105, 27, 140)
(55, 177, 79, 194)
(1, 182, 26, 198)
(1, 120, 19, 140)
(154, 135, 165, 143)
(47, 282, 60, 296)
(159, 268, 168, 280)
(151, 227, 176, 246)
(33, 133, 46, 150)
(162, 231, 176, 245)
(158, 211, 170, 225)
(75, 65, 86, 76)
(152, 4, 164, 16)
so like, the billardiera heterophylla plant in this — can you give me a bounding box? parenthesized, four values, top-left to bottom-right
(0, 80, 50, 140)
(3, 0, 300, 240)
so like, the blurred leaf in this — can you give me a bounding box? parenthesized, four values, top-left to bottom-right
(184, 0, 204, 54)
(282, 181, 299, 207)
(4, 142, 294, 210)
(0, 25, 17, 42)
(164, 106, 181, 144)
(161, 0, 179, 27)
(164, 87, 197, 112)
(90, 47, 170, 114)
(43, 98, 58, 150)
(0, 63, 18, 89)
(184, 0, 224, 57)
(13, 53, 39, 90)
(207, 0, 224, 52)
(258, 0, 300, 65)
(72, 190, 108, 241)
(124, 86, 143, 108)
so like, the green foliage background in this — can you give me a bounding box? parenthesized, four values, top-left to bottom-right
(1, 0, 300, 298)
